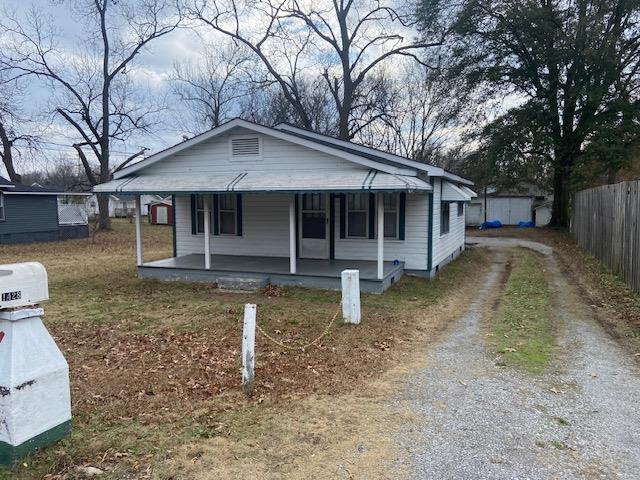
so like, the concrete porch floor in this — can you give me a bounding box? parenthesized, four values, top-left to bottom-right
(139, 254, 405, 293)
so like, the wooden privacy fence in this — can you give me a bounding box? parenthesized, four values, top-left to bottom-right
(571, 180, 640, 294)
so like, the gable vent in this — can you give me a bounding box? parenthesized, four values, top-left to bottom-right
(231, 136, 261, 160)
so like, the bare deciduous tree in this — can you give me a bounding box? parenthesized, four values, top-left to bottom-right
(184, 0, 442, 139)
(354, 60, 470, 162)
(0, 78, 39, 183)
(171, 43, 252, 133)
(0, 1, 181, 229)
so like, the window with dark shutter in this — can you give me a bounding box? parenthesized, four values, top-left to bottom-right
(346, 193, 368, 238)
(218, 194, 237, 235)
(383, 193, 399, 239)
(195, 195, 213, 234)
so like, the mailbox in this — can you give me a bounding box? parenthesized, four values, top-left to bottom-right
(0, 262, 70, 465)
(0, 262, 49, 309)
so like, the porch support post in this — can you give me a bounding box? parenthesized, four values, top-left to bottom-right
(289, 194, 297, 274)
(203, 195, 211, 269)
(377, 192, 384, 280)
(135, 195, 144, 266)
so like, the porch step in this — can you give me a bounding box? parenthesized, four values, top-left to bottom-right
(217, 275, 270, 292)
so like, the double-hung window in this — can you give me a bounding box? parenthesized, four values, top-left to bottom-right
(383, 193, 399, 239)
(218, 194, 237, 235)
(457, 202, 464, 217)
(441, 202, 450, 235)
(196, 194, 238, 235)
(346, 193, 368, 238)
(0, 193, 4, 221)
(195, 195, 212, 233)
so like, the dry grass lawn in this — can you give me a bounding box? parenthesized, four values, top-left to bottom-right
(0, 221, 489, 479)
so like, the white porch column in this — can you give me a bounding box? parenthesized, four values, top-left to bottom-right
(377, 192, 384, 280)
(203, 195, 211, 269)
(135, 196, 144, 266)
(289, 194, 297, 274)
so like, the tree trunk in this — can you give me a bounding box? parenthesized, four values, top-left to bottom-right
(0, 122, 21, 183)
(549, 162, 572, 228)
(97, 193, 111, 230)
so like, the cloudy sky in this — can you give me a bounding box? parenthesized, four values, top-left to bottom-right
(2, 0, 219, 176)
(1, 0, 447, 179)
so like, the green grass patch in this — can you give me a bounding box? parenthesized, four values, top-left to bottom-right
(491, 248, 554, 373)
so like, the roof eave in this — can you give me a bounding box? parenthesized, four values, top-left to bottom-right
(114, 118, 417, 179)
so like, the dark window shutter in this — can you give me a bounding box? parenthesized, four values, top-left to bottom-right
(399, 192, 406, 240)
(236, 194, 243, 236)
(339, 194, 346, 239)
(212, 194, 219, 235)
(190, 194, 197, 234)
(368, 193, 375, 239)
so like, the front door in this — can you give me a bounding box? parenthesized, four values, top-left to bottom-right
(299, 193, 329, 259)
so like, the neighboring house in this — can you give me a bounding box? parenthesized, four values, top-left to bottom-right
(86, 194, 163, 218)
(0, 177, 90, 244)
(466, 184, 551, 226)
(94, 118, 476, 293)
(148, 198, 173, 225)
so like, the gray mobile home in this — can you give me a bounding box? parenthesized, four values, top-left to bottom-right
(0, 177, 89, 244)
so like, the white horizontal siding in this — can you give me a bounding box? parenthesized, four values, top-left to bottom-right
(334, 193, 429, 270)
(175, 193, 430, 270)
(432, 179, 466, 268)
(175, 194, 291, 257)
(151, 127, 363, 176)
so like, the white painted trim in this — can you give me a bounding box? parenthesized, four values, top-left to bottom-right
(289, 195, 297, 274)
(113, 118, 415, 179)
(135, 196, 144, 266)
(204, 196, 211, 269)
(377, 193, 384, 280)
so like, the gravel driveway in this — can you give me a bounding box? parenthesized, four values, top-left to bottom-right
(397, 238, 640, 479)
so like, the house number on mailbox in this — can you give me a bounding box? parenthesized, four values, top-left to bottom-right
(1, 291, 21, 302)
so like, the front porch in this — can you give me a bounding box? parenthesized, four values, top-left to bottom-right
(139, 254, 404, 293)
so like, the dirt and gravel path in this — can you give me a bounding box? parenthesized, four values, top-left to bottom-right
(396, 239, 640, 479)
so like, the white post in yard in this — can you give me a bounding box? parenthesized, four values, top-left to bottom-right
(135, 196, 144, 266)
(341, 269, 361, 324)
(377, 192, 384, 280)
(242, 304, 256, 396)
(289, 194, 297, 274)
(203, 195, 211, 270)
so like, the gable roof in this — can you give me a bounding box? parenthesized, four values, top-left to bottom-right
(113, 118, 418, 180)
(112, 118, 473, 187)
(274, 123, 473, 186)
(0, 176, 60, 195)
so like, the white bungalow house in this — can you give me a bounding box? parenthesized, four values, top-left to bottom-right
(94, 119, 476, 293)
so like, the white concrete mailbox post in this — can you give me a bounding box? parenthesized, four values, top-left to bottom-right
(0, 262, 71, 465)
(341, 269, 361, 324)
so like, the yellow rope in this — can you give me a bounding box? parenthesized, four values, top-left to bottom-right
(255, 305, 341, 351)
